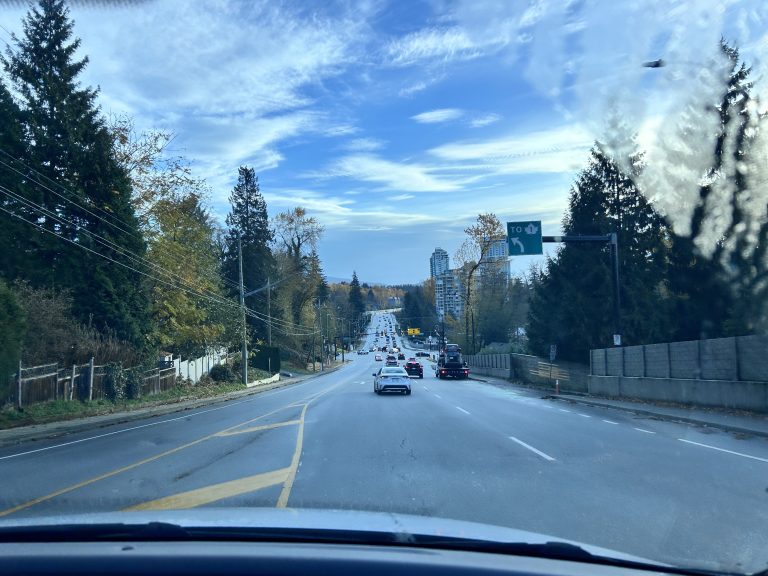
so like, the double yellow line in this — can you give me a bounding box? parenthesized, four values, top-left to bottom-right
(0, 384, 337, 516)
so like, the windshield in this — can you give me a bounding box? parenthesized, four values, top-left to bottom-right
(1, 1, 768, 574)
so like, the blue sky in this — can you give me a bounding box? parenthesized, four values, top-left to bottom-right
(1, 0, 767, 284)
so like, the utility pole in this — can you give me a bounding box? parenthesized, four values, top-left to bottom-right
(238, 237, 248, 385)
(318, 300, 324, 371)
(266, 276, 272, 347)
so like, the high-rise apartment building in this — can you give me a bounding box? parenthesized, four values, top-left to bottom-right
(429, 247, 449, 278)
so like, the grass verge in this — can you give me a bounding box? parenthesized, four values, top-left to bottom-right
(0, 379, 258, 430)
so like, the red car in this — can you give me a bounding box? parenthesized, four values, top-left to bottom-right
(404, 360, 423, 378)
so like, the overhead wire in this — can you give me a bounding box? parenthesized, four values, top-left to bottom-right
(0, 184, 239, 311)
(0, 151, 144, 242)
(0, 147, 328, 335)
(0, 198, 244, 315)
(0, 147, 287, 297)
(0, 149, 247, 293)
(0, 188, 320, 334)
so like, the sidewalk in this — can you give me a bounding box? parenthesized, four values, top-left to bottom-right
(0, 362, 348, 448)
(550, 393, 768, 438)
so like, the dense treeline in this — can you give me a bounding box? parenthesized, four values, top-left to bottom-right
(0, 0, 367, 390)
(403, 41, 768, 363)
(528, 41, 768, 362)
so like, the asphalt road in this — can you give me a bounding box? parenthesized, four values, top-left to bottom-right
(1, 311, 767, 573)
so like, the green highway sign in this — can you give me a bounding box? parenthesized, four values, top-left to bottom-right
(507, 220, 543, 255)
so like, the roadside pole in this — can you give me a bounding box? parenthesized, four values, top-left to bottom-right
(266, 276, 272, 347)
(238, 237, 248, 385)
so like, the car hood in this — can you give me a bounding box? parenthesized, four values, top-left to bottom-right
(0, 507, 658, 565)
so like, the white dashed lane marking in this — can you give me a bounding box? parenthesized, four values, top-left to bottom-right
(679, 439, 768, 463)
(456, 406, 471, 415)
(509, 436, 556, 461)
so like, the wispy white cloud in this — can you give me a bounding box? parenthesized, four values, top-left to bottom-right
(399, 81, 428, 97)
(323, 125, 360, 137)
(386, 27, 481, 67)
(429, 124, 593, 175)
(470, 113, 501, 128)
(340, 137, 386, 152)
(264, 188, 442, 230)
(311, 154, 463, 192)
(1, 0, 377, 188)
(389, 193, 415, 201)
(411, 108, 464, 124)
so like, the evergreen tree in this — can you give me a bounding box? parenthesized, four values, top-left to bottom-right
(0, 281, 25, 398)
(527, 145, 672, 361)
(0, 79, 28, 280)
(222, 166, 274, 340)
(667, 41, 766, 338)
(348, 271, 364, 321)
(307, 250, 329, 304)
(398, 284, 437, 336)
(366, 288, 377, 309)
(2, 0, 151, 345)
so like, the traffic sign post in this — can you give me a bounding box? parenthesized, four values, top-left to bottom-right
(506, 222, 623, 348)
(507, 221, 543, 255)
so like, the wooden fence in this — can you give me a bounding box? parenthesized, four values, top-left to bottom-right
(8, 359, 179, 409)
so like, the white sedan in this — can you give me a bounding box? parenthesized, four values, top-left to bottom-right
(372, 366, 412, 395)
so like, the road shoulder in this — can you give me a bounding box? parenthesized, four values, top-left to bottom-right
(468, 374, 768, 439)
(0, 364, 348, 448)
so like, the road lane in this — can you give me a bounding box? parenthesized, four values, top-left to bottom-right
(396, 368, 768, 571)
(0, 360, 370, 517)
(2, 311, 767, 571)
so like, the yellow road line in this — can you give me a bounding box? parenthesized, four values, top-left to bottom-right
(124, 467, 291, 511)
(276, 404, 308, 508)
(215, 420, 300, 437)
(0, 404, 297, 518)
(2, 377, 343, 517)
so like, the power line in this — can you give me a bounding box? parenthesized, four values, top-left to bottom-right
(0, 149, 251, 294)
(0, 190, 320, 333)
(0, 199, 245, 317)
(0, 152, 144, 241)
(0, 148, 245, 293)
(0, 185, 236, 309)
(0, 155, 322, 333)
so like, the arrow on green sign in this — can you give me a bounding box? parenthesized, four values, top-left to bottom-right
(507, 220, 543, 255)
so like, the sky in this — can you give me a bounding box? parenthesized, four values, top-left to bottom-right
(1, 0, 767, 284)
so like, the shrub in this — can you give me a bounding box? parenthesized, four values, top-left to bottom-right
(209, 364, 234, 383)
(0, 281, 25, 400)
(103, 363, 126, 402)
(124, 368, 142, 400)
(196, 374, 214, 387)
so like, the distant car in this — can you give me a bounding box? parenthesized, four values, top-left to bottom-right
(373, 366, 412, 395)
(385, 355, 398, 366)
(374, 354, 382, 361)
(415, 351, 429, 357)
(357, 349, 365, 355)
(397, 352, 405, 360)
(404, 360, 423, 378)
